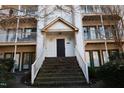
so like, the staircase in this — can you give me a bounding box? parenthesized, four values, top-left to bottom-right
(33, 57, 88, 88)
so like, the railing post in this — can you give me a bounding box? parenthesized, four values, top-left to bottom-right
(85, 63, 89, 83)
(31, 65, 34, 84)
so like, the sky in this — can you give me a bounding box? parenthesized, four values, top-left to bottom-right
(0, 0, 124, 5)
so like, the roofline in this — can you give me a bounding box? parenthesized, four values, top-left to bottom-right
(42, 17, 79, 32)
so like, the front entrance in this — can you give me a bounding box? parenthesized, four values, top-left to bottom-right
(57, 39, 65, 57)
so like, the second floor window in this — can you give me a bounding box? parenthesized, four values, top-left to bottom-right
(87, 6, 94, 13)
(83, 26, 97, 40)
(18, 28, 36, 41)
(0, 28, 36, 42)
(90, 27, 97, 39)
(0, 29, 7, 42)
(7, 29, 16, 42)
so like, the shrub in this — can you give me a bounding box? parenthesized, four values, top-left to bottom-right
(88, 67, 96, 79)
(109, 52, 124, 61)
(96, 60, 124, 87)
(0, 58, 14, 72)
(4, 58, 14, 72)
(0, 58, 15, 87)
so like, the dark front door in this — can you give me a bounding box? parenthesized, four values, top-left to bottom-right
(57, 39, 65, 57)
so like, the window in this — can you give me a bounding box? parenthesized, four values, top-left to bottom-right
(0, 29, 7, 42)
(94, 6, 101, 13)
(93, 51, 100, 67)
(18, 29, 23, 40)
(4, 53, 13, 59)
(85, 51, 91, 66)
(17, 28, 36, 41)
(104, 26, 113, 39)
(98, 26, 105, 39)
(87, 6, 93, 13)
(25, 28, 32, 38)
(100, 6, 111, 13)
(102, 51, 108, 63)
(83, 27, 90, 40)
(81, 5, 87, 13)
(109, 50, 119, 55)
(22, 52, 35, 70)
(84, 27, 87, 40)
(14, 53, 20, 70)
(102, 50, 119, 63)
(4, 53, 20, 70)
(83, 26, 97, 40)
(90, 27, 97, 39)
(85, 50, 101, 67)
(109, 50, 119, 60)
(7, 29, 16, 42)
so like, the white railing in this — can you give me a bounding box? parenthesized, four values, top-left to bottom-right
(31, 49, 45, 84)
(75, 48, 89, 83)
(0, 9, 18, 16)
(0, 31, 36, 42)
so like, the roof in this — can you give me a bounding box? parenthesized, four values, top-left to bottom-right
(42, 17, 79, 32)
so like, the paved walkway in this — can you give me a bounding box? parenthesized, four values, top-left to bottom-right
(9, 72, 33, 88)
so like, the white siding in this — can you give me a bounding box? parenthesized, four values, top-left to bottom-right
(45, 5, 73, 25)
(48, 21, 73, 32)
(45, 32, 75, 57)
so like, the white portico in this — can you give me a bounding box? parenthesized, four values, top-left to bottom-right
(42, 17, 78, 57)
(32, 6, 89, 84)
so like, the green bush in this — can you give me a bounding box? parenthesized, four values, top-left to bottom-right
(0, 58, 15, 87)
(4, 58, 14, 72)
(109, 52, 124, 61)
(96, 60, 124, 87)
(88, 67, 96, 79)
(0, 58, 14, 72)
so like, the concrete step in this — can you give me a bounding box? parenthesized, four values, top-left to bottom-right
(39, 68, 82, 73)
(37, 72, 83, 78)
(33, 57, 87, 88)
(43, 61, 78, 65)
(34, 80, 87, 88)
(42, 65, 80, 69)
(36, 75, 85, 81)
(37, 72, 83, 77)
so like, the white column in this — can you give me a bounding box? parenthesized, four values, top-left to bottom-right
(36, 5, 45, 58)
(73, 5, 85, 60)
(13, 5, 21, 73)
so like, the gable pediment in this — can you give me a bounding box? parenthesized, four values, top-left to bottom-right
(42, 17, 78, 32)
